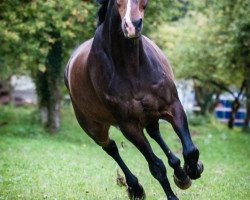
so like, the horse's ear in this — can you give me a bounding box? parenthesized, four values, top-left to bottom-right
(97, 0, 110, 26)
(96, 0, 109, 5)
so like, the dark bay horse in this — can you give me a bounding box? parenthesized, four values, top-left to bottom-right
(65, 0, 203, 199)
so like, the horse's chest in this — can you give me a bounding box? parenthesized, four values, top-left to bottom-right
(105, 94, 158, 121)
(104, 80, 175, 122)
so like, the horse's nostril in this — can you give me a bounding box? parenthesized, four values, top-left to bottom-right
(133, 18, 143, 29)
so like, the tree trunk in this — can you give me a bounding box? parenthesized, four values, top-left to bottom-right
(0, 78, 11, 126)
(40, 106, 48, 127)
(228, 98, 240, 129)
(194, 84, 205, 115)
(243, 67, 250, 132)
(0, 78, 11, 105)
(47, 78, 61, 133)
(35, 31, 62, 133)
(210, 91, 220, 112)
(36, 70, 61, 133)
(193, 81, 214, 115)
(238, 22, 250, 132)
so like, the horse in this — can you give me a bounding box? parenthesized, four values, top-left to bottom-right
(64, 0, 203, 199)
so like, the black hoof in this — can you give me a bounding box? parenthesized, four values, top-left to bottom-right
(173, 173, 192, 190)
(184, 160, 204, 180)
(197, 160, 204, 174)
(127, 183, 146, 200)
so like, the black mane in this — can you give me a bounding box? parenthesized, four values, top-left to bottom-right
(97, 0, 110, 26)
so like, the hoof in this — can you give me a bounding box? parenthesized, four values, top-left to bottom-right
(173, 173, 192, 190)
(198, 160, 204, 174)
(127, 184, 146, 200)
(184, 160, 204, 180)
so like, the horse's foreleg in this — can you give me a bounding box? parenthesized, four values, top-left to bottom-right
(103, 139, 145, 200)
(167, 101, 204, 180)
(120, 123, 178, 200)
(72, 102, 144, 199)
(146, 121, 191, 190)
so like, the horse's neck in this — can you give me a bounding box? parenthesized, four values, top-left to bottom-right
(113, 38, 141, 77)
(101, 8, 142, 77)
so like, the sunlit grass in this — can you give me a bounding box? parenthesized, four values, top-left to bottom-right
(0, 105, 249, 199)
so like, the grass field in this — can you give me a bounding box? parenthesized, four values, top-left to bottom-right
(0, 105, 250, 200)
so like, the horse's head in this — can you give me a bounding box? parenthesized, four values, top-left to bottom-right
(116, 0, 148, 39)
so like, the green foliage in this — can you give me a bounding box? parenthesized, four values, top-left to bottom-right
(154, 12, 242, 87)
(0, 0, 98, 131)
(208, 0, 250, 73)
(0, 0, 190, 79)
(188, 114, 211, 126)
(0, 106, 250, 199)
(144, 0, 189, 34)
(152, 0, 249, 86)
(0, 0, 96, 79)
(150, 0, 250, 118)
(0, 106, 43, 138)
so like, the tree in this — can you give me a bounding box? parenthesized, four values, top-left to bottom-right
(153, 0, 250, 131)
(0, 0, 96, 132)
(0, 0, 192, 132)
(205, 0, 250, 131)
(152, 13, 234, 114)
(144, 0, 189, 34)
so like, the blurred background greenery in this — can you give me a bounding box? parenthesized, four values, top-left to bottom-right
(0, 0, 249, 133)
(0, 0, 250, 199)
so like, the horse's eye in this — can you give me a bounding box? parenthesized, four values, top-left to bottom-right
(141, 0, 147, 9)
(141, 2, 147, 10)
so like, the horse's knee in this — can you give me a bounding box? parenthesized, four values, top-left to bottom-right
(149, 157, 166, 181)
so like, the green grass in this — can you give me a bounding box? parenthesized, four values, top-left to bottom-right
(0, 105, 250, 200)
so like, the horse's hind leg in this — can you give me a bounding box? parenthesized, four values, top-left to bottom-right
(120, 123, 178, 200)
(165, 100, 204, 180)
(103, 139, 145, 200)
(146, 121, 191, 190)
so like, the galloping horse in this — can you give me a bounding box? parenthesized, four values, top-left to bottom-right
(65, 0, 203, 199)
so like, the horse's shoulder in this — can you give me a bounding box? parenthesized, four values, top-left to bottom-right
(77, 38, 94, 56)
(68, 38, 93, 67)
(66, 38, 93, 92)
(142, 36, 174, 80)
(142, 36, 164, 56)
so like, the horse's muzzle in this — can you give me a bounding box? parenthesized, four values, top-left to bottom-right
(123, 18, 143, 39)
